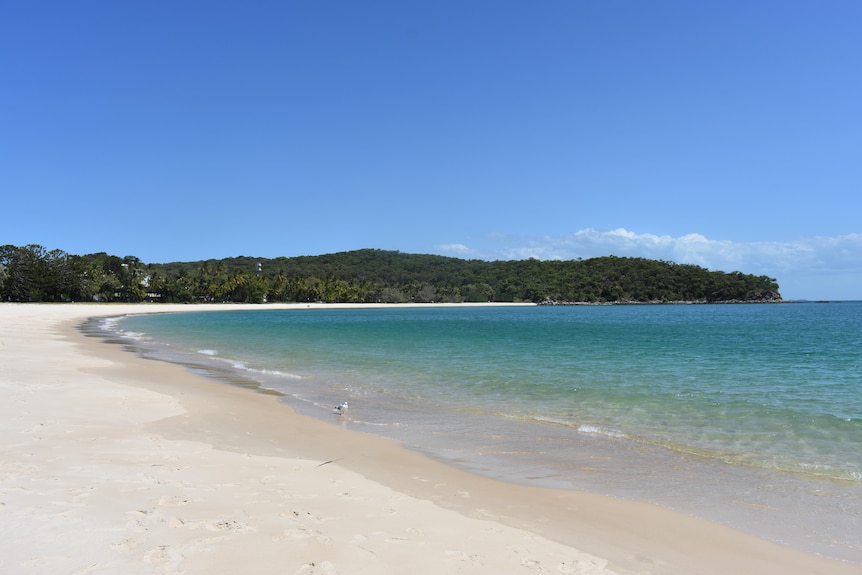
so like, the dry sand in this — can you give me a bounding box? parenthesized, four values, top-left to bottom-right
(1, 303, 858, 575)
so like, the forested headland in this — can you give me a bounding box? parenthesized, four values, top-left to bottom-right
(0, 244, 782, 304)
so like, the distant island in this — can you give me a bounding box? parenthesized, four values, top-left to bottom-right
(0, 245, 782, 304)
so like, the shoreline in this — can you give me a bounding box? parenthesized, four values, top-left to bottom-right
(1, 303, 858, 574)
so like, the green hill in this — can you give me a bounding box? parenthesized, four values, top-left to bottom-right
(1, 245, 781, 304)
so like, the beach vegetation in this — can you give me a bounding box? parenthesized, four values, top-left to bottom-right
(0, 245, 782, 304)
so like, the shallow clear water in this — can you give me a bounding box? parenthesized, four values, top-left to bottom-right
(109, 303, 862, 562)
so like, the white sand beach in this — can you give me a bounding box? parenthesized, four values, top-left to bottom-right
(1, 303, 857, 575)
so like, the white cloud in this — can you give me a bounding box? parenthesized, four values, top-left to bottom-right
(437, 243, 473, 255)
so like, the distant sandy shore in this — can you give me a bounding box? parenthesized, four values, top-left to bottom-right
(1, 303, 857, 575)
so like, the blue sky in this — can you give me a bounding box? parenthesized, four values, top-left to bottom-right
(2, 1, 860, 300)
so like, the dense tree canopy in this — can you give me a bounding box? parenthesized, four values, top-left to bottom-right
(0, 245, 782, 304)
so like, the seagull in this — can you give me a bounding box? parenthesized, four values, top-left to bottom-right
(334, 402, 349, 415)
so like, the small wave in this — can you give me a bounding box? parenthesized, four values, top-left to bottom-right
(223, 359, 302, 380)
(99, 316, 121, 330)
(95, 316, 149, 342)
(258, 368, 302, 380)
(187, 351, 303, 381)
(577, 424, 626, 438)
(795, 462, 862, 482)
(526, 414, 628, 439)
(352, 420, 404, 428)
(122, 331, 146, 340)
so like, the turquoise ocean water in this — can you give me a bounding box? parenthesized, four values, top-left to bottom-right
(104, 303, 862, 562)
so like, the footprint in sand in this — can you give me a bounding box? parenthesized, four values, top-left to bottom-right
(72, 561, 112, 574)
(206, 519, 255, 533)
(558, 559, 608, 574)
(126, 510, 154, 533)
(446, 551, 485, 566)
(156, 495, 191, 507)
(282, 509, 326, 524)
(143, 545, 184, 567)
(292, 561, 340, 575)
(274, 528, 332, 544)
(111, 538, 143, 552)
